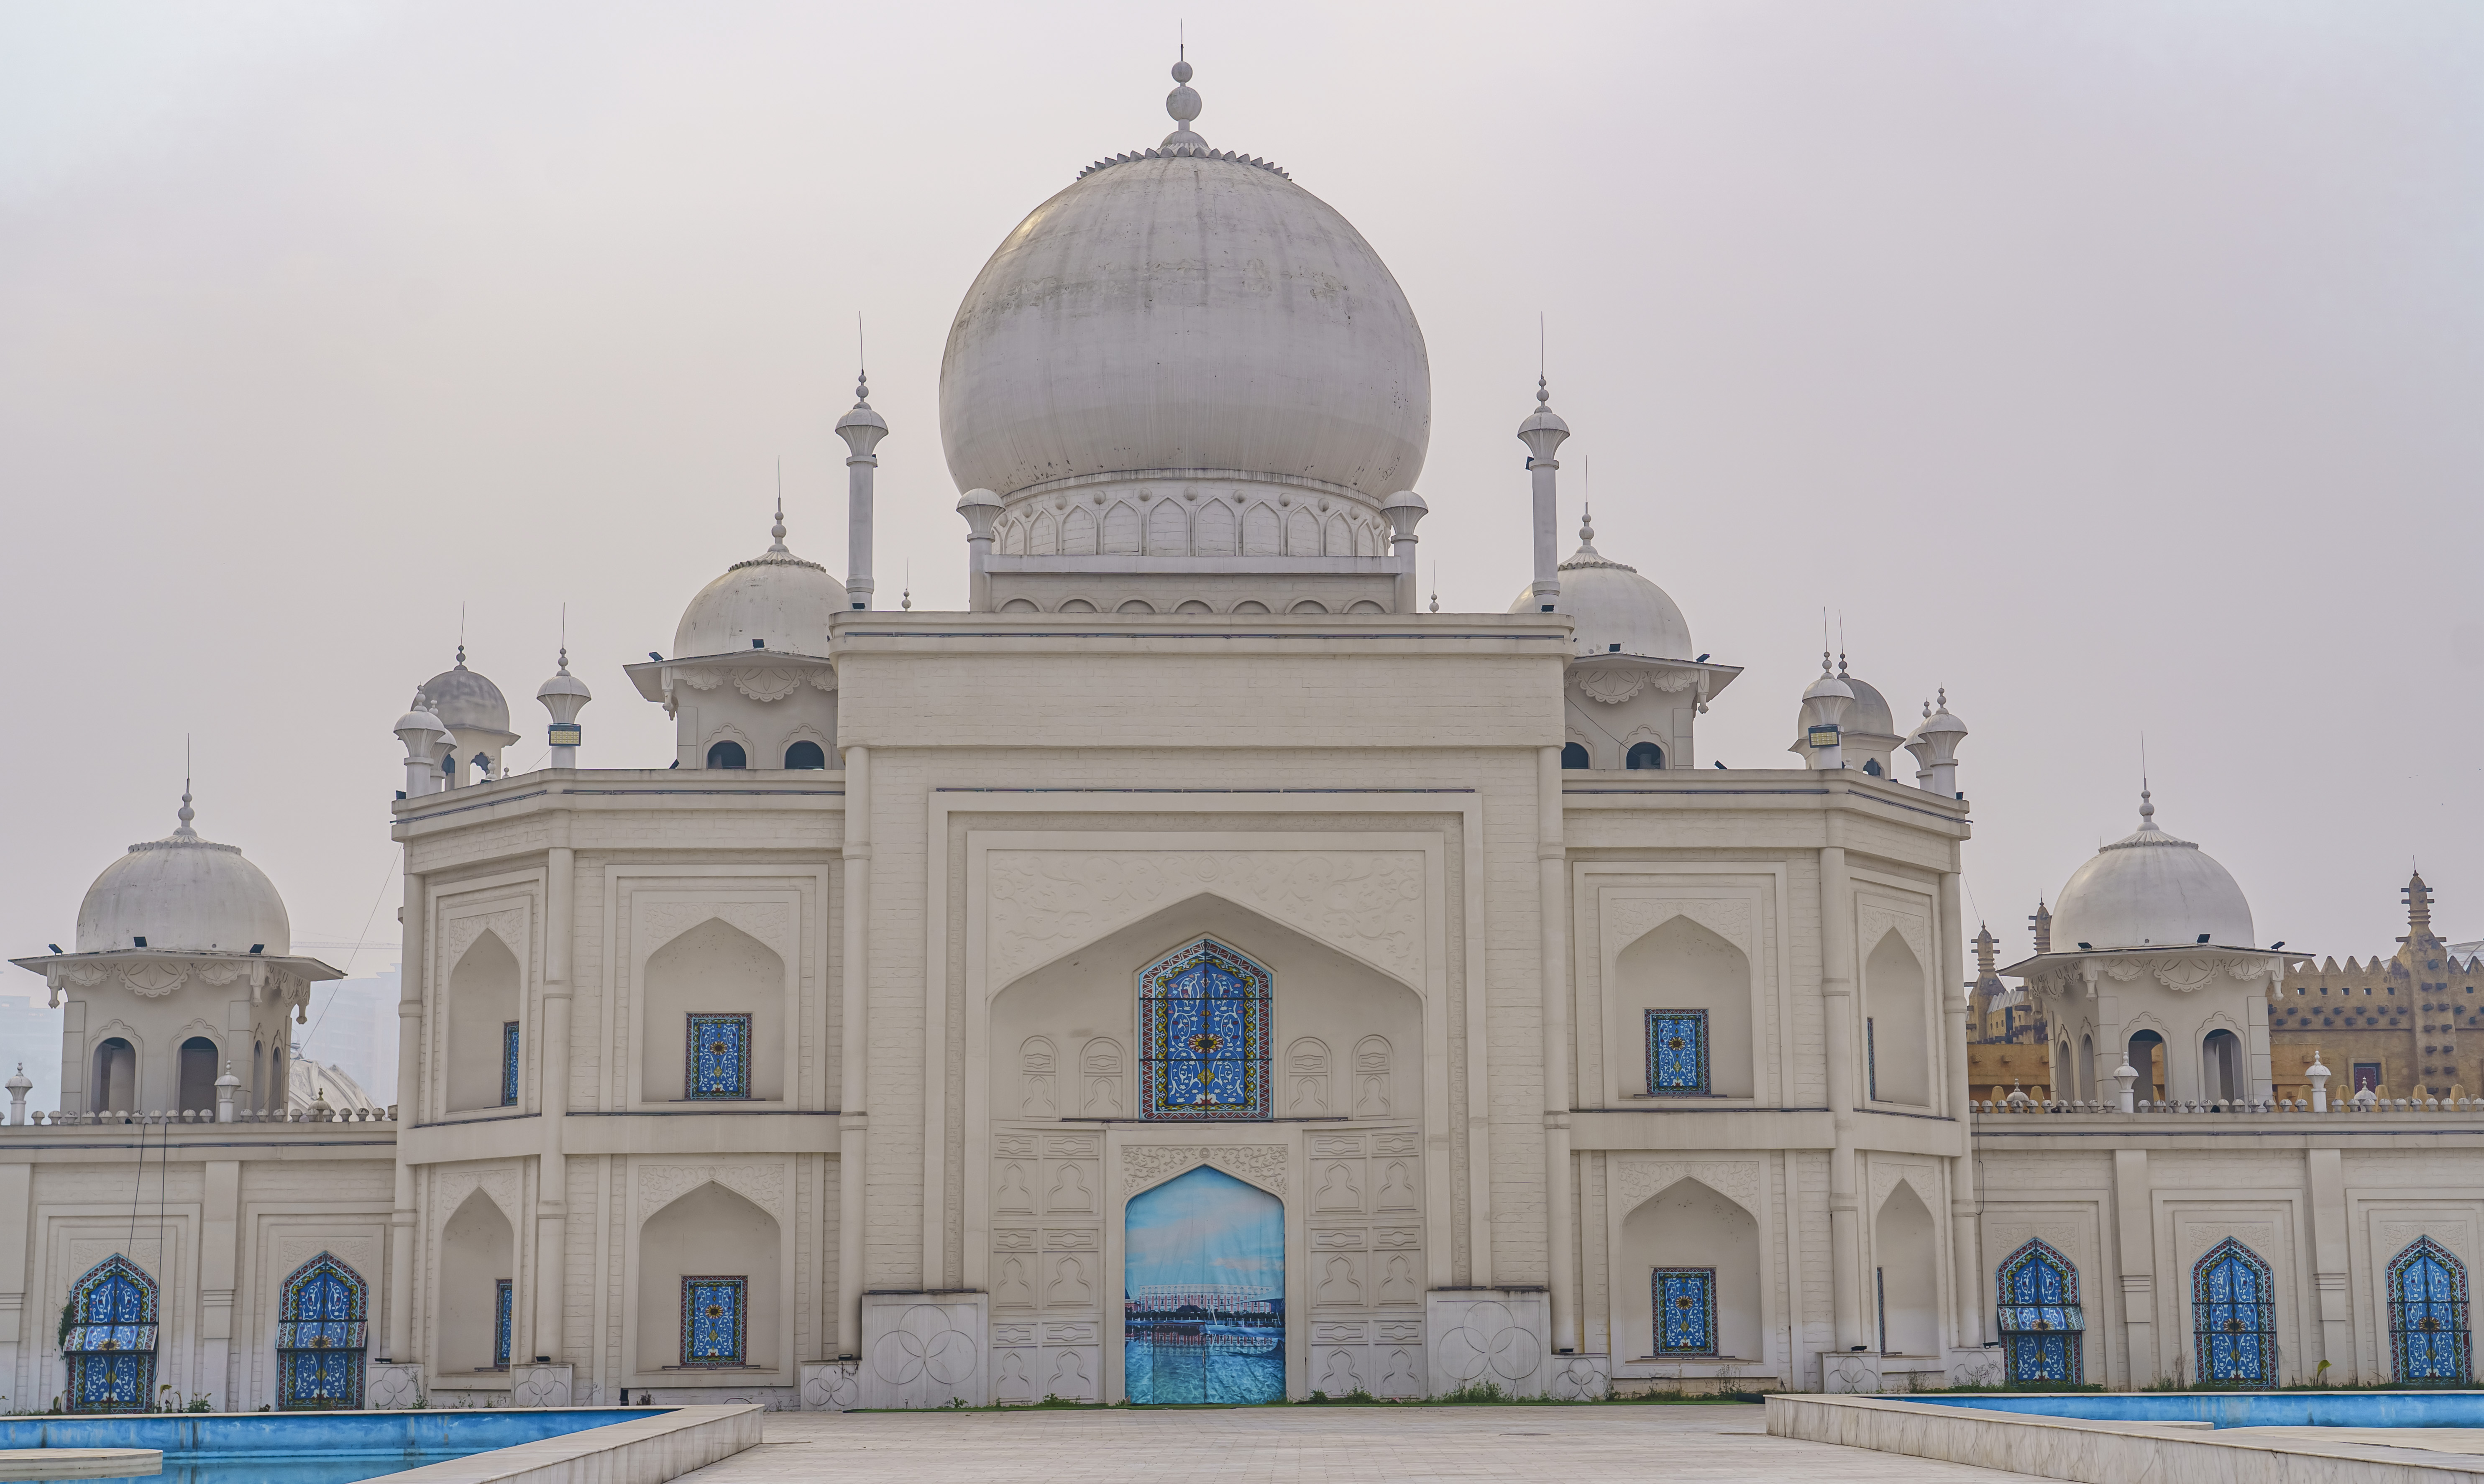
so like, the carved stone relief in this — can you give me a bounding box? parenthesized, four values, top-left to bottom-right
(442, 908, 527, 977)
(634, 902, 792, 960)
(1610, 1159, 1765, 1219)
(1119, 1143, 1289, 1196)
(1602, 897, 1755, 958)
(1857, 903, 1930, 969)
(638, 1161, 787, 1223)
(985, 851, 1425, 990)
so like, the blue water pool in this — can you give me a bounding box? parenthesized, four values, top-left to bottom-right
(1901, 1390, 2484, 1428)
(0, 1407, 664, 1483)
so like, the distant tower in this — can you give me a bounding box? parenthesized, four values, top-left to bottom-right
(2402, 871, 2438, 949)
(1515, 379, 1569, 613)
(2029, 898, 2053, 955)
(1796, 653, 1852, 770)
(537, 646, 591, 768)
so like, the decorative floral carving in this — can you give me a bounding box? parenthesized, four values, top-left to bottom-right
(2228, 958, 2276, 981)
(731, 668, 806, 703)
(986, 851, 1424, 989)
(806, 670, 837, 694)
(120, 963, 187, 997)
(1574, 669, 1647, 705)
(2154, 959, 2220, 994)
(2100, 962, 2145, 982)
(676, 670, 724, 691)
(1610, 1159, 1764, 1217)
(1647, 669, 1701, 693)
(639, 1161, 787, 1221)
(1601, 897, 1754, 957)
(62, 965, 107, 988)
(194, 963, 249, 986)
(1120, 1143, 1289, 1195)
(1432, 1299, 1543, 1386)
(635, 901, 793, 959)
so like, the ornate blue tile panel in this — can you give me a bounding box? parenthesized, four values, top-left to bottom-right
(686, 1013, 753, 1100)
(63, 1255, 158, 1413)
(2389, 1236, 2471, 1382)
(1645, 1009, 1710, 1096)
(1653, 1267, 1718, 1356)
(1139, 940, 1271, 1121)
(1996, 1239, 2084, 1383)
(501, 1022, 520, 1106)
(2192, 1238, 2276, 1384)
(276, 1252, 368, 1410)
(683, 1276, 747, 1367)
(494, 1278, 514, 1369)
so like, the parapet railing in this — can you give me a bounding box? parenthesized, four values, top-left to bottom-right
(3, 1105, 397, 1129)
(1975, 1095, 2479, 1118)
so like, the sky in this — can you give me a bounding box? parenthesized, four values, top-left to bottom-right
(3, 0, 2480, 1054)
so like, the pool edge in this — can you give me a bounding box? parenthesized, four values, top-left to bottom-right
(363, 1406, 762, 1484)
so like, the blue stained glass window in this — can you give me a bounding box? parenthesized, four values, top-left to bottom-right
(501, 1022, 520, 1106)
(686, 1013, 752, 1100)
(2192, 1238, 2276, 1384)
(682, 1276, 748, 1366)
(494, 1278, 514, 1369)
(2389, 1236, 2471, 1382)
(1140, 940, 1271, 1121)
(63, 1255, 158, 1413)
(1646, 1009, 1710, 1096)
(1996, 1239, 2085, 1384)
(1653, 1267, 1718, 1356)
(276, 1252, 368, 1410)
(1866, 1018, 1878, 1101)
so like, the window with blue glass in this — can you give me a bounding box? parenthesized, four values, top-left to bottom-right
(2192, 1237, 2276, 1384)
(1865, 1018, 1878, 1100)
(1653, 1267, 1718, 1356)
(1645, 1009, 1710, 1096)
(1995, 1239, 2084, 1383)
(1139, 940, 1271, 1121)
(493, 1278, 514, 1369)
(2388, 1236, 2470, 1382)
(63, 1254, 158, 1413)
(686, 1013, 753, 1100)
(501, 1022, 520, 1106)
(275, 1252, 368, 1410)
(682, 1276, 748, 1366)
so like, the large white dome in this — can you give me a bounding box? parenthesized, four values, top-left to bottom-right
(2051, 792, 2255, 950)
(419, 650, 511, 737)
(673, 516, 847, 660)
(939, 70, 1429, 508)
(75, 796, 291, 955)
(1508, 519, 1695, 661)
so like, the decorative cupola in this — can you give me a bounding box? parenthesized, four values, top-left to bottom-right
(392, 696, 452, 798)
(1903, 689, 1968, 797)
(1512, 507, 1740, 769)
(537, 646, 592, 768)
(8, 787, 342, 1116)
(1795, 653, 1854, 770)
(1516, 379, 1570, 614)
(2000, 787, 2284, 1106)
(625, 504, 845, 771)
(837, 371, 888, 610)
(414, 646, 517, 787)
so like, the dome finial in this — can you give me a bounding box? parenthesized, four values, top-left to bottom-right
(1163, 51, 1207, 151)
(769, 496, 790, 556)
(173, 781, 197, 840)
(2137, 785, 2156, 829)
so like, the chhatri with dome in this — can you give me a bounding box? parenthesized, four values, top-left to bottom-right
(5, 56, 2481, 1418)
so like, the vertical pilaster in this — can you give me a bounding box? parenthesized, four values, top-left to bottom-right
(0, 1162, 28, 1407)
(2112, 1147, 2155, 1384)
(2307, 1146, 2353, 1379)
(200, 1160, 240, 1407)
(1940, 871, 1983, 1351)
(837, 746, 872, 1359)
(384, 869, 425, 1365)
(1819, 835, 1864, 1353)
(533, 836, 574, 1362)
(1536, 746, 1576, 1354)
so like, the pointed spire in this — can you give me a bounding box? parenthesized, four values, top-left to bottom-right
(1163, 53, 1206, 150)
(172, 783, 197, 841)
(454, 643, 468, 669)
(769, 497, 790, 555)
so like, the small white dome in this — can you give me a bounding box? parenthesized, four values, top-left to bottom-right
(673, 514, 848, 660)
(1838, 669, 1896, 737)
(940, 66, 1429, 507)
(75, 794, 291, 955)
(1509, 515, 1694, 661)
(418, 649, 510, 736)
(2051, 791, 2255, 950)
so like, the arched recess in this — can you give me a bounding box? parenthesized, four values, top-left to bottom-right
(640, 917, 785, 1104)
(437, 1188, 515, 1373)
(1123, 1165, 1285, 1404)
(636, 1181, 780, 1373)
(90, 1035, 137, 1113)
(1145, 498, 1187, 555)
(2077, 1034, 2096, 1103)
(2127, 1027, 2167, 1102)
(276, 1252, 369, 1409)
(1614, 914, 1754, 1098)
(446, 932, 521, 1114)
(2202, 1028, 2244, 1102)
(1617, 1178, 1760, 1361)
(178, 1036, 220, 1114)
(64, 1254, 157, 1412)
(1873, 1178, 1940, 1356)
(2388, 1236, 2470, 1381)
(1863, 930, 1931, 1106)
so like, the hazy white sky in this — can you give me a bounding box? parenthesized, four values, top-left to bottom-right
(3, 0, 2479, 1010)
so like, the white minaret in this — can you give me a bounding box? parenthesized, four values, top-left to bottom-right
(1903, 690, 1968, 797)
(955, 489, 1003, 613)
(394, 695, 450, 797)
(837, 370, 889, 610)
(537, 646, 592, 768)
(1380, 490, 1429, 615)
(1516, 377, 1569, 612)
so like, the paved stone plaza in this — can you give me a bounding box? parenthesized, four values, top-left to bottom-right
(676, 1404, 2047, 1483)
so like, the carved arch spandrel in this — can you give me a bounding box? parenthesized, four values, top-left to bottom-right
(442, 908, 528, 981)
(1119, 1144, 1290, 1199)
(1610, 1160, 1764, 1222)
(1601, 898, 1754, 960)
(634, 902, 793, 962)
(636, 1161, 788, 1224)
(984, 852, 1426, 994)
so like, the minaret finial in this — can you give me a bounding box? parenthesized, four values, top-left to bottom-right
(1164, 49, 1206, 150)
(174, 784, 196, 840)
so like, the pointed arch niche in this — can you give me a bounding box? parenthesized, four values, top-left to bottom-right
(436, 1188, 514, 1374)
(1615, 1178, 1761, 1362)
(1872, 1178, 1942, 1356)
(445, 931, 521, 1114)
(634, 1181, 780, 1377)
(1612, 914, 1755, 1099)
(1863, 930, 1932, 1107)
(640, 917, 787, 1104)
